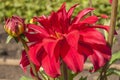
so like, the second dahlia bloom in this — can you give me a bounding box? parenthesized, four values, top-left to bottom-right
(4, 16, 25, 37)
(109, 0, 113, 4)
(20, 3, 111, 78)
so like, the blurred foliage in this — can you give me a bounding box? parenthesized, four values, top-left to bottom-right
(20, 76, 33, 80)
(0, 0, 120, 26)
(109, 51, 120, 65)
(104, 51, 120, 77)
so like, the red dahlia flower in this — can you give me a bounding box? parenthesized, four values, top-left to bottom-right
(20, 3, 111, 78)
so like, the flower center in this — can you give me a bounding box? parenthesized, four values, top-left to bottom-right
(50, 31, 62, 39)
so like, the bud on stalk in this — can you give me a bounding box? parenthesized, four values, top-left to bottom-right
(4, 16, 25, 37)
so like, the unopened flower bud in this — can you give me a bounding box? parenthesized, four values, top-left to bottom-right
(4, 16, 25, 37)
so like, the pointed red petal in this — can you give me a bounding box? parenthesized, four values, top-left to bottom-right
(72, 8, 94, 24)
(100, 14, 109, 19)
(81, 16, 98, 24)
(61, 47, 85, 72)
(25, 32, 42, 43)
(60, 40, 85, 72)
(33, 16, 51, 32)
(43, 38, 61, 59)
(78, 42, 93, 56)
(67, 4, 78, 19)
(42, 53, 61, 78)
(66, 30, 79, 49)
(49, 12, 62, 33)
(57, 4, 68, 33)
(59, 2, 66, 11)
(27, 24, 49, 37)
(20, 50, 29, 72)
(80, 28, 106, 45)
(89, 44, 111, 72)
(92, 25, 117, 34)
(109, 0, 112, 4)
(28, 42, 43, 66)
(92, 25, 110, 32)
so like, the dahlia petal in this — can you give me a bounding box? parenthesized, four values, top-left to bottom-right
(20, 51, 41, 78)
(33, 16, 51, 32)
(69, 24, 110, 33)
(68, 23, 84, 31)
(27, 24, 49, 37)
(43, 38, 61, 60)
(78, 42, 93, 56)
(92, 25, 110, 32)
(72, 8, 94, 24)
(28, 42, 43, 66)
(91, 25, 117, 34)
(20, 50, 29, 72)
(25, 32, 42, 42)
(57, 4, 68, 32)
(80, 28, 106, 45)
(42, 53, 61, 78)
(89, 49, 104, 72)
(59, 39, 85, 72)
(66, 30, 79, 49)
(67, 4, 78, 19)
(89, 44, 111, 72)
(81, 16, 98, 24)
(61, 47, 85, 72)
(59, 2, 66, 11)
(92, 44, 111, 61)
(49, 12, 61, 32)
(109, 0, 112, 4)
(100, 14, 109, 19)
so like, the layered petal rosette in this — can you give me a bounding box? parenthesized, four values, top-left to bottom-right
(20, 3, 111, 78)
(4, 16, 25, 37)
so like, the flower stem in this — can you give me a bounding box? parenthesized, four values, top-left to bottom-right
(108, 0, 118, 46)
(62, 62, 68, 80)
(99, 0, 118, 80)
(20, 37, 41, 80)
(38, 71, 48, 80)
(88, 0, 93, 15)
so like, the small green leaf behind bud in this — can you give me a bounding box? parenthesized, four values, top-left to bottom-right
(6, 35, 13, 44)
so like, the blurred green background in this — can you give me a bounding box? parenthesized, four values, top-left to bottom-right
(0, 1, 120, 80)
(0, 0, 120, 26)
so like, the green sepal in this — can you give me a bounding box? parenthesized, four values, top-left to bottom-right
(6, 35, 13, 44)
(20, 34, 29, 42)
(14, 37, 19, 43)
(68, 70, 76, 80)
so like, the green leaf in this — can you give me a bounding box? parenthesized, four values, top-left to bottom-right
(6, 35, 13, 44)
(109, 51, 120, 65)
(68, 70, 76, 80)
(20, 76, 33, 80)
(107, 68, 120, 76)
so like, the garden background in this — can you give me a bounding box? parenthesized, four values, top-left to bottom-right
(0, 0, 120, 80)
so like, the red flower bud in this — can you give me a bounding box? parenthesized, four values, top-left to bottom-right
(4, 16, 25, 37)
(109, 0, 112, 4)
(100, 14, 109, 19)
